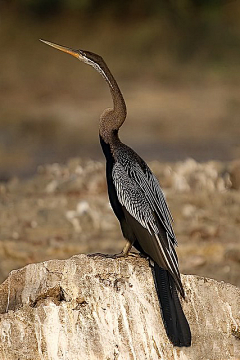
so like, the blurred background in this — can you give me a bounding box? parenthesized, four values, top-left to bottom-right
(1, 0, 240, 179)
(0, 1, 240, 287)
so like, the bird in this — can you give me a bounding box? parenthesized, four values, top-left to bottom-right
(40, 39, 191, 347)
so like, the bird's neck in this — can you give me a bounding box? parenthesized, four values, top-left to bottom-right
(98, 61, 127, 145)
(110, 77, 127, 121)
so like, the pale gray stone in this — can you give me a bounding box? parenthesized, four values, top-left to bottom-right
(0, 254, 239, 360)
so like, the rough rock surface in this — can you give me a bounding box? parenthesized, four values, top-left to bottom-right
(0, 254, 239, 360)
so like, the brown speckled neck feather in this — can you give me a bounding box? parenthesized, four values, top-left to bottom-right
(97, 58, 127, 145)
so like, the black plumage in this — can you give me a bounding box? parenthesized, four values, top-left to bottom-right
(41, 39, 191, 347)
(100, 136, 191, 347)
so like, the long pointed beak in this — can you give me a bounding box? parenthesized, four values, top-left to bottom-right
(39, 39, 80, 59)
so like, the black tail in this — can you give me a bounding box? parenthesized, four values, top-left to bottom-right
(151, 261, 191, 347)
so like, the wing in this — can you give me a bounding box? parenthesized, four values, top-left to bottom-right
(112, 161, 183, 295)
(129, 162, 177, 245)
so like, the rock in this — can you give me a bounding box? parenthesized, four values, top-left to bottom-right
(170, 159, 228, 192)
(0, 254, 239, 360)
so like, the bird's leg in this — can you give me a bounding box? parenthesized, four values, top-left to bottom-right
(105, 240, 138, 259)
(115, 241, 140, 258)
(121, 240, 132, 256)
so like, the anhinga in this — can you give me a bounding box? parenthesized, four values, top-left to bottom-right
(40, 39, 191, 347)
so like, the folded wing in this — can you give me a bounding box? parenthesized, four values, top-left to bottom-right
(112, 160, 184, 296)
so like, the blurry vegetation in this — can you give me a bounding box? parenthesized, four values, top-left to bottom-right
(2, 0, 240, 66)
(4, 0, 237, 17)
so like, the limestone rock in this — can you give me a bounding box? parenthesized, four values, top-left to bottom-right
(0, 254, 239, 360)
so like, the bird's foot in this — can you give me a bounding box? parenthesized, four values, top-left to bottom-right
(126, 252, 140, 258)
(104, 252, 125, 259)
(87, 252, 133, 259)
(88, 253, 105, 258)
(88, 252, 145, 259)
(105, 251, 139, 259)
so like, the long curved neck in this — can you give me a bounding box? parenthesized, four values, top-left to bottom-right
(98, 59, 127, 144)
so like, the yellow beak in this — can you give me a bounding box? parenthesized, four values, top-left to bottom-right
(39, 39, 80, 59)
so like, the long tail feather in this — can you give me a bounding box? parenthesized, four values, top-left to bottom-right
(151, 261, 191, 347)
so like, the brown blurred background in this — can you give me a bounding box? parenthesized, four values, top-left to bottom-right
(0, 1, 240, 287)
(1, 0, 240, 180)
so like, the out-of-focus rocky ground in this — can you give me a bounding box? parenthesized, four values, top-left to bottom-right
(0, 157, 239, 288)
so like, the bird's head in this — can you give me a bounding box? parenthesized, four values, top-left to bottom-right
(40, 39, 102, 64)
(40, 39, 126, 140)
(39, 39, 111, 85)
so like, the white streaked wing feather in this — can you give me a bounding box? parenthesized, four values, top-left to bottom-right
(128, 162, 177, 244)
(112, 162, 158, 234)
(112, 161, 180, 277)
